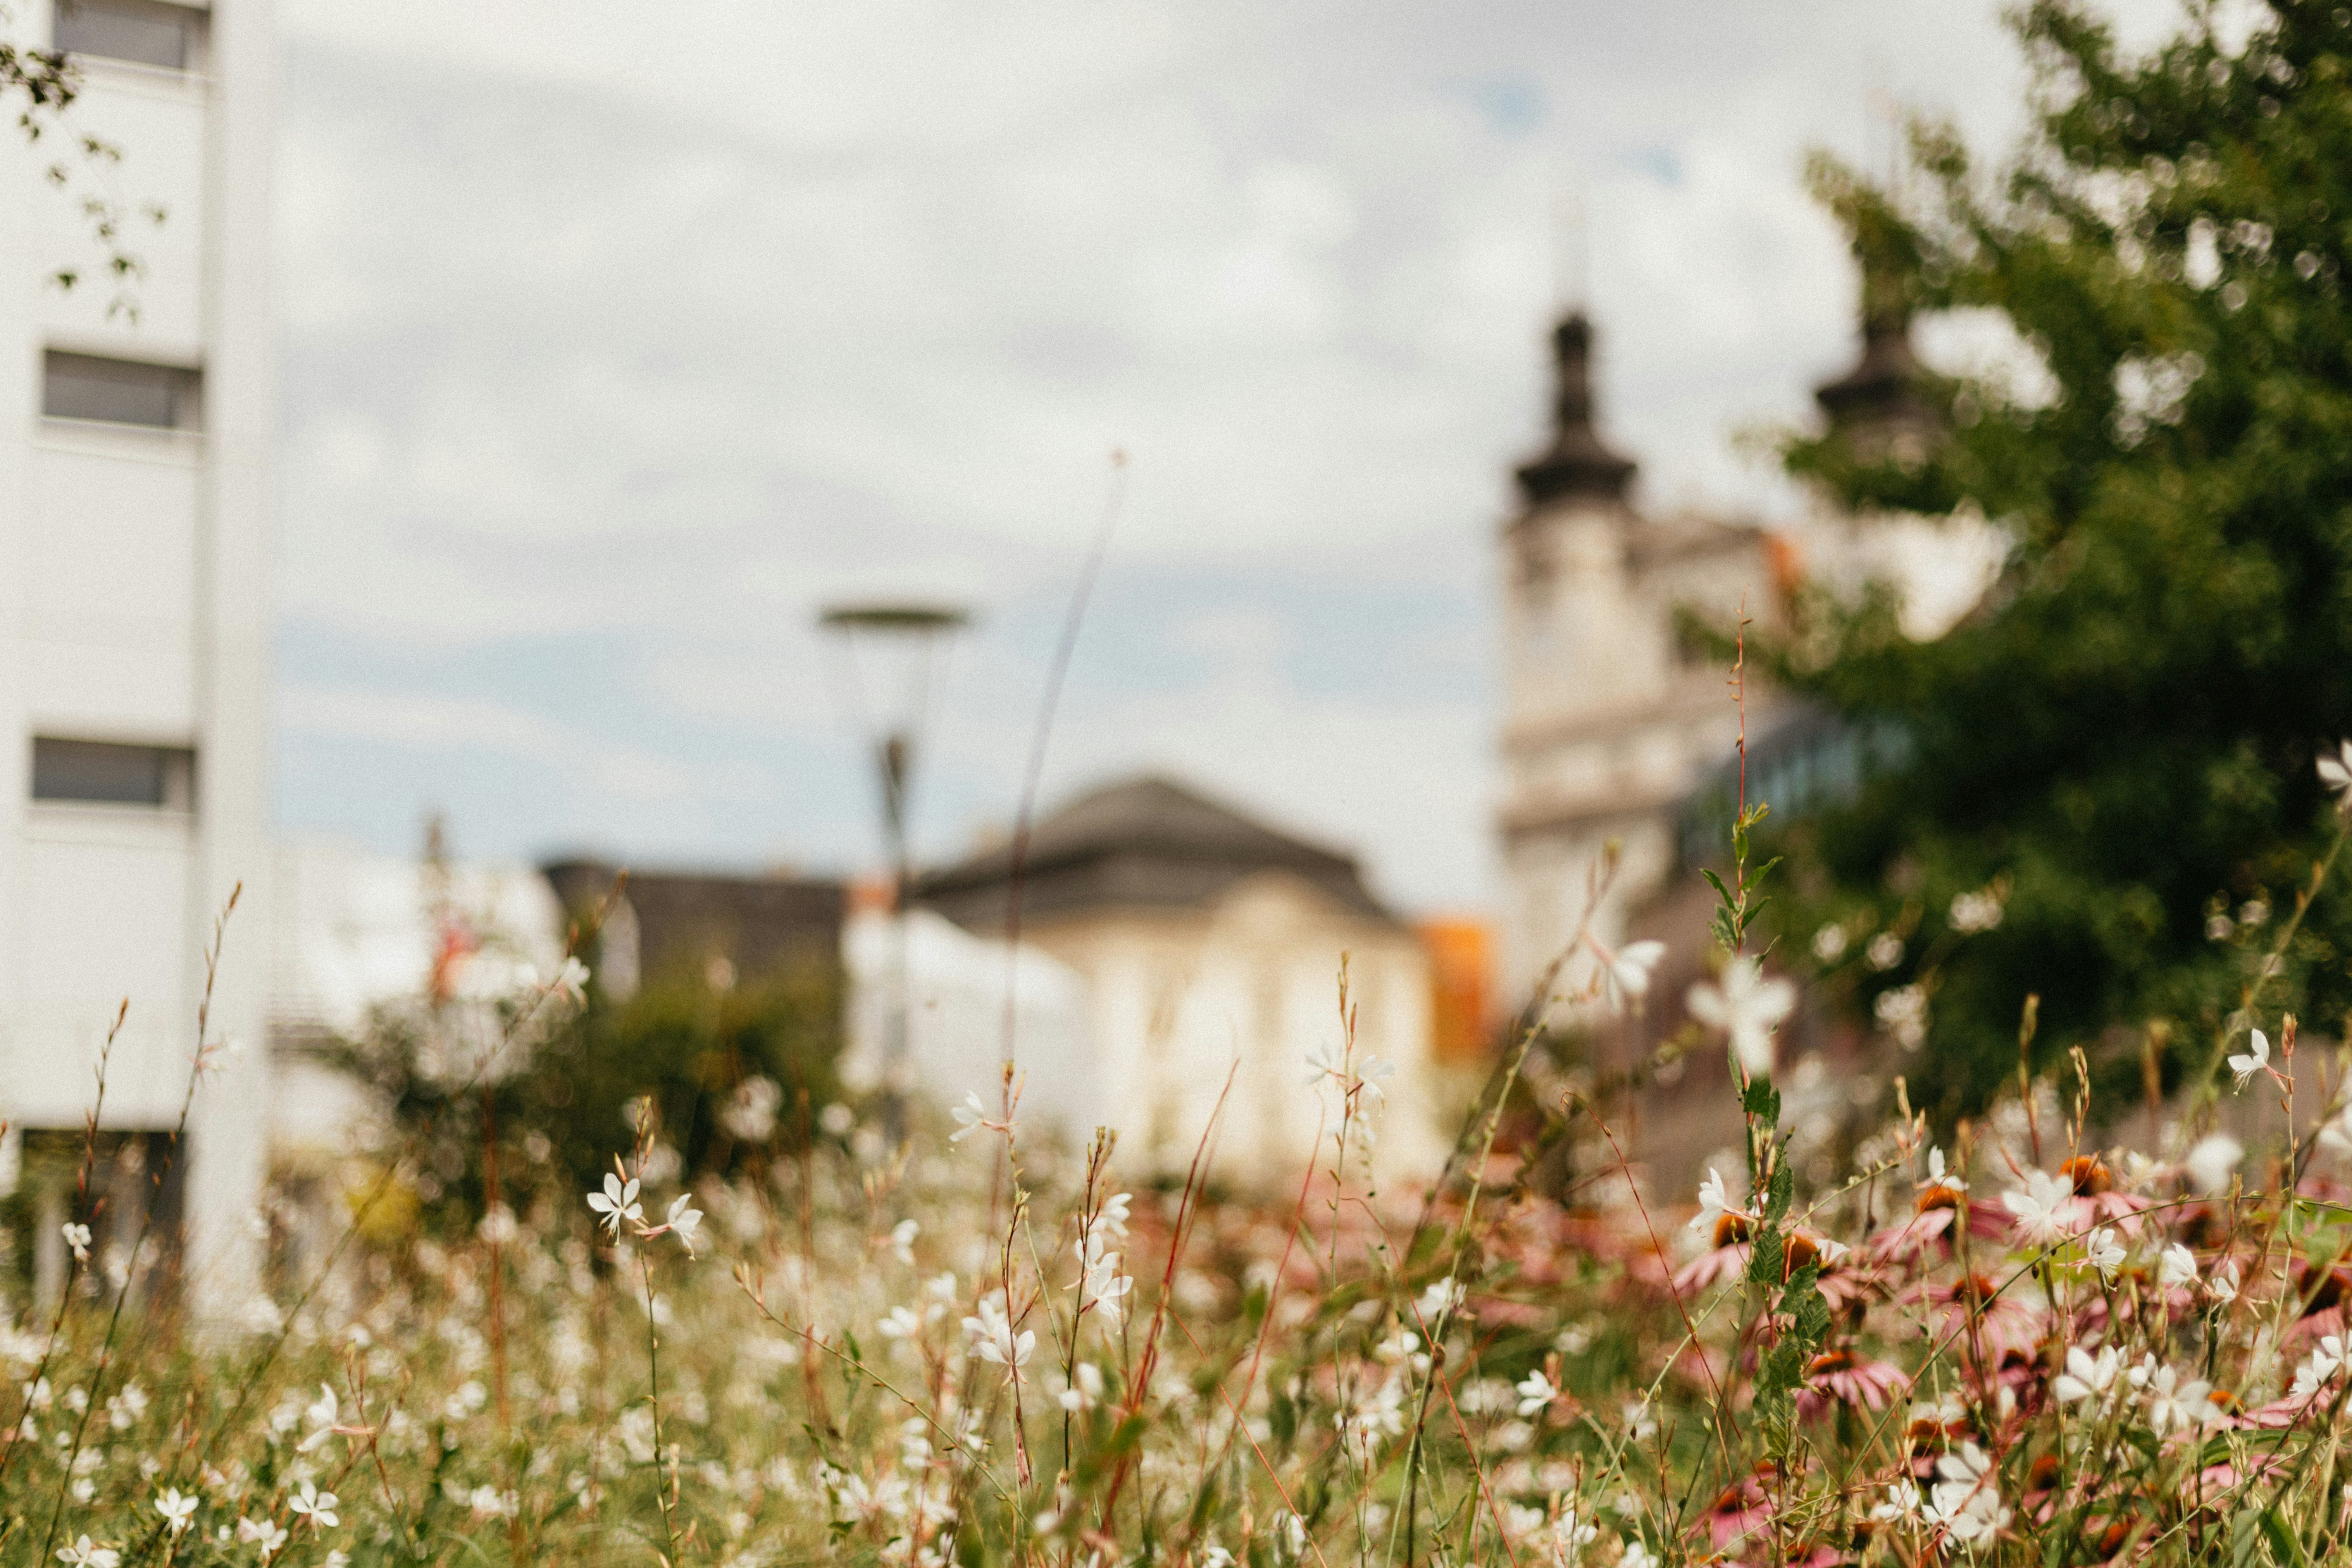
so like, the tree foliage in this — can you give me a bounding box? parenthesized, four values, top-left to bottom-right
(1770, 0, 2352, 1117)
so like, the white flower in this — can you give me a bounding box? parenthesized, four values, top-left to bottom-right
(1866, 932, 1906, 970)
(2052, 1344, 2120, 1404)
(1622, 1398, 1658, 1442)
(2004, 1168, 2070, 1247)
(2319, 739, 2352, 805)
(1513, 1369, 1558, 1418)
(2292, 1335, 2346, 1400)
(1685, 956, 1797, 1078)
(1919, 1146, 1967, 1194)
(1871, 1479, 1925, 1521)
(949, 1091, 1012, 1143)
(963, 1298, 1034, 1370)
(1058, 1360, 1106, 1412)
(2211, 1261, 2241, 1304)
(156, 1489, 197, 1532)
(61, 1223, 91, 1265)
(1596, 938, 1666, 1012)
(2185, 1133, 2245, 1196)
(296, 1382, 339, 1452)
(1687, 1167, 1742, 1232)
(1928, 1442, 2012, 1544)
(237, 1518, 289, 1559)
(663, 1193, 703, 1254)
(1416, 1277, 1466, 1325)
(550, 955, 591, 1003)
(2158, 1243, 2199, 1291)
(2135, 1361, 2218, 1435)
(2228, 1028, 2271, 1090)
(288, 1480, 339, 1528)
(1812, 923, 1850, 962)
(1075, 1240, 1134, 1328)
(585, 1169, 642, 1237)
(1619, 1540, 1659, 1568)
(1549, 1508, 1600, 1563)
(2084, 1227, 2126, 1283)
(56, 1537, 119, 1568)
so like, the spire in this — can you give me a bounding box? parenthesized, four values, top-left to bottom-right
(1813, 215, 1939, 462)
(1515, 312, 1636, 507)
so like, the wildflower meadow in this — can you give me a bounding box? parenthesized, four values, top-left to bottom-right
(6, 740, 2352, 1568)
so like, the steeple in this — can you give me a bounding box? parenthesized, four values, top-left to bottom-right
(1813, 228, 1939, 463)
(1515, 313, 1636, 507)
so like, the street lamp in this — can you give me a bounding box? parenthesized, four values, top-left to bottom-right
(818, 600, 970, 1136)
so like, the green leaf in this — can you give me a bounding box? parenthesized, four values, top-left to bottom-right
(1742, 1080, 1782, 1124)
(2259, 1507, 2310, 1568)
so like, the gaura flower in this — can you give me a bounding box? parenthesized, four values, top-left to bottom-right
(287, 1480, 339, 1529)
(2004, 1168, 2071, 1248)
(155, 1490, 197, 1532)
(2228, 1029, 2271, 1091)
(2319, 739, 2352, 806)
(1686, 957, 1796, 1079)
(1590, 936, 1666, 1013)
(2158, 1243, 2199, 1292)
(2084, 1227, 2127, 1284)
(2052, 1344, 2121, 1404)
(585, 1166, 642, 1238)
(56, 1537, 119, 1568)
(2131, 1358, 2220, 1435)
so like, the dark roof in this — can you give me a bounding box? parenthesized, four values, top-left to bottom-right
(1814, 318, 1941, 458)
(540, 860, 844, 981)
(917, 775, 1400, 931)
(1514, 313, 1637, 507)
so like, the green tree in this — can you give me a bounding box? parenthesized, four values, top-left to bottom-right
(1770, 0, 2352, 1117)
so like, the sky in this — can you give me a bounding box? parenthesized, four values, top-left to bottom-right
(268, 0, 2192, 916)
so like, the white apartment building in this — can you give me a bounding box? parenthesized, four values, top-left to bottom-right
(0, 0, 274, 1317)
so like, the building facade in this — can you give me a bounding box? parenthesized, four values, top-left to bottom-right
(921, 775, 1447, 1187)
(1494, 299, 2005, 1172)
(0, 0, 275, 1315)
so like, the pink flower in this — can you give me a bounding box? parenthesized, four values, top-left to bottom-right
(1797, 1347, 1909, 1421)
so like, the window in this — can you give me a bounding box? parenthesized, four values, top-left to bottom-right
(52, 0, 201, 71)
(41, 351, 201, 429)
(31, 738, 195, 809)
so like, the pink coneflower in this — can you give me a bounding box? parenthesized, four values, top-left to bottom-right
(2056, 1154, 2150, 1233)
(1906, 1272, 2047, 1360)
(1867, 1205, 1958, 1265)
(1672, 1241, 1752, 1296)
(1796, 1346, 1909, 1421)
(1703, 1473, 1774, 1551)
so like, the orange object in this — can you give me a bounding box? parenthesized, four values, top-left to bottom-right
(1418, 918, 1494, 1063)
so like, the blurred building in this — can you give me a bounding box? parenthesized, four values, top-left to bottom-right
(920, 775, 1447, 1186)
(540, 859, 844, 999)
(839, 902, 1094, 1143)
(0, 0, 276, 1316)
(1495, 296, 2004, 1175)
(266, 838, 568, 1161)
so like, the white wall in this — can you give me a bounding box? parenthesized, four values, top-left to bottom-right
(0, 0, 277, 1323)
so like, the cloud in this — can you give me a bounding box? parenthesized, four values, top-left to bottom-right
(269, 0, 2192, 910)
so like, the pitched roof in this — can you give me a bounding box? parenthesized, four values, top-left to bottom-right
(917, 775, 1399, 930)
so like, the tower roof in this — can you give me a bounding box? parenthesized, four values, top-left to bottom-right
(1814, 317, 1937, 438)
(1514, 312, 1637, 507)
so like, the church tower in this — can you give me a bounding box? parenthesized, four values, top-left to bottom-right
(1494, 315, 1783, 1010)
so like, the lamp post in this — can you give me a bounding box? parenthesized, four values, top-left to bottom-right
(818, 600, 970, 1137)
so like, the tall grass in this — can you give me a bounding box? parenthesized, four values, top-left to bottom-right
(9, 745, 2352, 1568)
